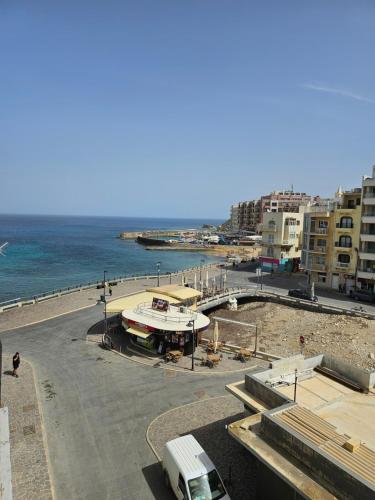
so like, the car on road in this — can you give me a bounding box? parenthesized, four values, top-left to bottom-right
(349, 289, 375, 303)
(163, 434, 230, 500)
(288, 289, 318, 302)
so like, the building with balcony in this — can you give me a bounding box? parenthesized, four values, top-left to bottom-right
(260, 190, 320, 222)
(230, 200, 261, 232)
(301, 187, 362, 291)
(301, 211, 333, 286)
(358, 166, 375, 291)
(260, 212, 303, 272)
(330, 188, 361, 291)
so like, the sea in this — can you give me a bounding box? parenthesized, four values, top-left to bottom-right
(0, 214, 224, 303)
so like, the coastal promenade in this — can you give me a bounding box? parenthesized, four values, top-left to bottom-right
(0, 266, 221, 333)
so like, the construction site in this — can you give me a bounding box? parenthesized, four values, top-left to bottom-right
(206, 300, 375, 370)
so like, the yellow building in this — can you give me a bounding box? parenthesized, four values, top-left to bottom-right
(301, 188, 361, 290)
(330, 189, 361, 291)
(260, 212, 303, 272)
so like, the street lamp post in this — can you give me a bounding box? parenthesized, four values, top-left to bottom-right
(156, 262, 161, 287)
(199, 259, 205, 282)
(168, 272, 172, 284)
(187, 319, 195, 371)
(103, 270, 108, 337)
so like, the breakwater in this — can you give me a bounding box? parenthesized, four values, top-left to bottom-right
(119, 229, 197, 239)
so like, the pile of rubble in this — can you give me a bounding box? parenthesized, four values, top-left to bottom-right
(207, 302, 375, 370)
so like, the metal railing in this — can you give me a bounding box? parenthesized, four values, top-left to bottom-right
(134, 302, 197, 323)
(0, 262, 221, 313)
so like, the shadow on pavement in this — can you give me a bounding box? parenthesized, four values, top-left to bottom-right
(142, 462, 174, 500)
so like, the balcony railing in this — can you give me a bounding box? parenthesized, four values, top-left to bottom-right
(336, 262, 349, 268)
(310, 227, 328, 235)
(311, 263, 326, 271)
(335, 242, 352, 248)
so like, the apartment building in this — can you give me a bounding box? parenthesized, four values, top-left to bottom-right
(301, 210, 333, 285)
(230, 200, 261, 232)
(358, 166, 375, 291)
(260, 190, 320, 222)
(260, 212, 303, 272)
(301, 189, 361, 290)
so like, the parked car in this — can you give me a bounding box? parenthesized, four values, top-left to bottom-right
(288, 289, 318, 302)
(163, 434, 230, 500)
(349, 289, 375, 303)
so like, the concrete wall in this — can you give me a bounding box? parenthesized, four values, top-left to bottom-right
(261, 408, 375, 500)
(245, 372, 291, 409)
(322, 354, 375, 390)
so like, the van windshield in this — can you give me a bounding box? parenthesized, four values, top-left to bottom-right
(188, 470, 226, 500)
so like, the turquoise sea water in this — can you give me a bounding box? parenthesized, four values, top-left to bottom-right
(0, 215, 223, 303)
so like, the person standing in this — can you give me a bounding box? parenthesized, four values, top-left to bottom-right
(12, 352, 20, 377)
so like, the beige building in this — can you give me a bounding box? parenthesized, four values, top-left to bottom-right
(260, 212, 303, 272)
(230, 200, 261, 232)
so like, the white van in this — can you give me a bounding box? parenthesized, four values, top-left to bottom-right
(162, 435, 230, 500)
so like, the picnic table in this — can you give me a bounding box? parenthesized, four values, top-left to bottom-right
(165, 350, 183, 363)
(202, 353, 221, 368)
(234, 348, 252, 363)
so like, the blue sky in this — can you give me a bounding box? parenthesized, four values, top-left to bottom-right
(1, 0, 374, 218)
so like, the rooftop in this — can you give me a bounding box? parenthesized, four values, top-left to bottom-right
(122, 303, 210, 332)
(226, 354, 375, 499)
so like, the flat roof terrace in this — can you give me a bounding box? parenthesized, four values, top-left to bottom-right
(226, 354, 375, 499)
(276, 373, 375, 452)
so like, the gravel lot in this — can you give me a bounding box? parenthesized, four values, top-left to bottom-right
(206, 301, 375, 370)
(147, 396, 256, 499)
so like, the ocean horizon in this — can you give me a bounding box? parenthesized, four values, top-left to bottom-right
(0, 214, 224, 303)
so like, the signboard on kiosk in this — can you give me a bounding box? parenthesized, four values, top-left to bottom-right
(152, 297, 169, 312)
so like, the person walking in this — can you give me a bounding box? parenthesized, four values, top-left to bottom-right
(12, 352, 20, 377)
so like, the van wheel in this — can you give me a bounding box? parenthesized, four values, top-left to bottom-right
(164, 470, 170, 489)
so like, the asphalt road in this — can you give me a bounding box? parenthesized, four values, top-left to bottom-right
(225, 264, 375, 313)
(1, 266, 373, 500)
(0, 305, 243, 500)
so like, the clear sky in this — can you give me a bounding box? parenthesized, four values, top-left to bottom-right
(1, 0, 374, 219)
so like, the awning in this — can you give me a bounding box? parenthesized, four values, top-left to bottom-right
(127, 327, 152, 339)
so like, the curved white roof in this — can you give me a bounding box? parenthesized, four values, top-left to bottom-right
(122, 303, 210, 332)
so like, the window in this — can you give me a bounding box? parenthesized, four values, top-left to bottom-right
(317, 239, 326, 247)
(316, 256, 326, 265)
(340, 217, 353, 228)
(188, 470, 226, 500)
(178, 474, 188, 500)
(319, 220, 328, 228)
(318, 273, 326, 283)
(268, 234, 274, 243)
(267, 247, 274, 257)
(339, 235, 352, 248)
(268, 220, 276, 229)
(338, 254, 350, 263)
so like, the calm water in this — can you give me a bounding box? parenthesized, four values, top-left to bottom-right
(0, 215, 223, 303)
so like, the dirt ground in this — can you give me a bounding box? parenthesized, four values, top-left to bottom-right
(206, 301, 375, 370)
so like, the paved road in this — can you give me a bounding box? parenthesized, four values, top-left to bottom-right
(0, 305, 243, 500)
(225, 263, 375, 313)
